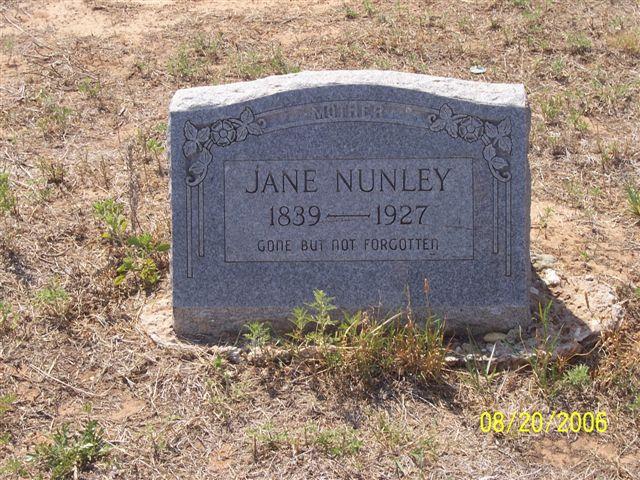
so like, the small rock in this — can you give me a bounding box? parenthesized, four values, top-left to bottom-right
(541, 268, 561, 287)
(506, 327, 520, 342)
(530, 286, 540, 296)
(532, 253, 557, 270)
(612, 303, 624, 324)
(483, 332, 507, 343)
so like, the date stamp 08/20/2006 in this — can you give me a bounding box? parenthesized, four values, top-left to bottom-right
(479, 411, 608, 435)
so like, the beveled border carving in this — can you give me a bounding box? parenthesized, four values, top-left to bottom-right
(181, 102, 513, 278)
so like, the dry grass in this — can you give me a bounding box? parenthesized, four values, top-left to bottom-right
(1, 0, 639, 478)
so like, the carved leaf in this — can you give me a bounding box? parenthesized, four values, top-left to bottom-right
(445, 120, 459, 138)
(247, 122, 262, 135)
(189, 162, 206, 176)
(196, 126, 210, 143)
(236, 125, 248, 142)
(484, 122, 498, 139)
(483, 143, 496, 161)
(240, 107, 255, 124)
(183, 140, 198, 158)
(490, 156, 509, 173)
(439, 104, 453, 120)
(498, 118, 512, 136)
(498, 136, 512, 153)
(429, 118, 446, 132)
(184, 121, 198, 141)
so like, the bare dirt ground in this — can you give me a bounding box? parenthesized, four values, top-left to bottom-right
(1, 0, 639, 479)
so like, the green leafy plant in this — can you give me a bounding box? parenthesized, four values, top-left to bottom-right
(167, 46, 203, 80)
(362, 0, 375, 16)
(154, 122, 168, 135)
(144, 136, 166, 173)
(550, 57, 567, 80)
(235, 47, 299, 80)
(27, 420, 110, 480)
(268, 47, 300, 75)
(0, 393, 16, 417)
(566, 32, 592, 54)
(538, 206, 554, 233)
(115, 233, 169, 287)
(77, 78, 101, 98)
(0, 458, 28, 477)
(626, 185, 640, 218)
(35, 284, 68, 304)
(34, 281, 70, 319)
(243, 321, 272, 348)
(289, 290, 340, 346)
(308, 290, 338, 340)
(510, 0, 531, 9)
(145, 138, 164, 156)
(191, 32, 222, 61)
(563, 364, 591, 390)
(92, 199, 127, 243)
(529, 301, 561, 392)
(312, 426, 363, 457)
(1, 34, 15, 55)
(247, 421, 291, 455)
(344, 5, 359, 19)
(167, 33, 226, 81)
(598, 140, 621, 168)
(288, 290, 446, 383)
(0, 172, 15, 215)
(569, 109, 589, 133)
(540, 95, 562, 124)
(35, 91, 73, 137)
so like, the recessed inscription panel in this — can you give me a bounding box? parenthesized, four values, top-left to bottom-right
(224, 158, 473, 262)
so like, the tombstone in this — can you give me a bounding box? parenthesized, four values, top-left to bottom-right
(169, 70, 531, 341)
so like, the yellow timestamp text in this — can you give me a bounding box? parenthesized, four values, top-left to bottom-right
(479, 411, 608, 434)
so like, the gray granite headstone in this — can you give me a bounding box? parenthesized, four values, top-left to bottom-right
(169, 70, 531, 341)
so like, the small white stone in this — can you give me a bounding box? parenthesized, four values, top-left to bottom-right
(532, 253, 557, 270)
(542, 269, 561, 286)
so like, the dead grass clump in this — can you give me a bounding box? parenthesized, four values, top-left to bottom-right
(253, 290, 448, 386)
(608, 29, 640, 56)
(595, 285, 640, 412)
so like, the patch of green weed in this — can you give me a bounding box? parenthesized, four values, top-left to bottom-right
(27, 420, 110, 480)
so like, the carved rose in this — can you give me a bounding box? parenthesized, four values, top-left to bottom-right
(457, 117, 483, 142)
(211, 119, 237, 146)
